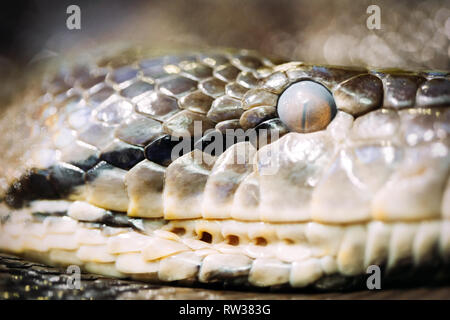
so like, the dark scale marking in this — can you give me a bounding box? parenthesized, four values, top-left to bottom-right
(144, 134, 195, 167)
(194, 131, 224, 156)
(63, 141, 100, 171)
(60, 141, 101, 172)
(5, 169, 59, 208)
(194, 130, 247, 157)
(32, 211, 67, 222)
(23, 169, 58, 201)
(248, 118, 290, 148)
(100, 140, 145, 170)
(85, 161, 115, 182)
(48, 162, 85, 198)
(72, 156, 100, 172)
(72, 208, 145, 231)
(30, 208, 144, 232)
(97, 211, 145, 231)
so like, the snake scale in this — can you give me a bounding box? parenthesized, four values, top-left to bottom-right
(0, 47, 449, 291)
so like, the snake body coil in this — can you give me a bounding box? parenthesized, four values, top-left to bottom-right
(0, 48, 449, 290)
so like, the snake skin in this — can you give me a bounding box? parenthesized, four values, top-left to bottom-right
(0, 47, 449, 290)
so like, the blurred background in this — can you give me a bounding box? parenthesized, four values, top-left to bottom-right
(0, 0, 449, 103)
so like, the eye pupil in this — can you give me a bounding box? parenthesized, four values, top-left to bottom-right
(277, 80, 337, 133)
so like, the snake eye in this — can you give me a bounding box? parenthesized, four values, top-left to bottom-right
(277, 80, 337, 133)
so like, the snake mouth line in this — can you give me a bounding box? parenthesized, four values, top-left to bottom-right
(1, 200, 449, 290)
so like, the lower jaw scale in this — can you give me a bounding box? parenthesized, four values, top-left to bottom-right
(1, 200, 449, 289)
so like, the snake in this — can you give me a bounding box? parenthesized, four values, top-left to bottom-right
(0, 46, 449, 291)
